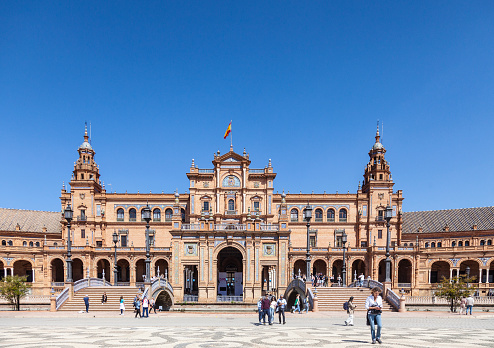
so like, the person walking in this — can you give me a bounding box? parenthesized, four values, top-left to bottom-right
(134, 297, 142, 318)
(142, 296, 149, 318)
(303, 296, 309, 313)
(150, 298, 157, 314)
(337, 274, 342, 287)
(365, 287, 383, 344)
(344, 296, 356, 326)
(257, 297, 263, 324)
(119, 296, 125, 315)
(269, 297, 277, 325)
(459, 297, 466, 315)
(83, 294, 90, 313)
(294, 294, 301, 313)
(466, 295, 474, 315)
(101, 292, 107, 305)
(277, 295, 287, 324)
(359, 273, 365, 287)
(261, 294, 271, 325)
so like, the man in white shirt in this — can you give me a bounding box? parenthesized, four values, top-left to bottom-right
(358, 273, 365, 287)
(466, 295, 474, 315)
(277, 295, 287, 324)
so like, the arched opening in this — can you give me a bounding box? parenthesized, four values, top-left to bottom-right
(97, 259, 111, 281)
(398, 259, 412, 285)
(72, 258, 84, 281)
(314, 208, 323, 222)
(129, 208, 137, 221)
(313, 259, 327, 276)
(290, 209, 298, 222)
(460, 260, 480, 283)
(489, 261, 494, 284)
(332, 259, 343, 283)
(51, 258, 64, 283)
(351, 259, 365, 282)
(165, 208, 172, 221)
(217, 246, 243, 298)
(430, 261, 450, 283)
(155, 290, 173, 311)
(181, 208, 186, 222)
(117, 259, 130, 283)
(154, 259, 168, 279)
(378, 259, 393, 283)
(14, 260, 33, 282)
(0, 260, 4, 280)
(286, 288, 306, 310)
(293, 259, 306, 279)
(135, 259, 146, 283)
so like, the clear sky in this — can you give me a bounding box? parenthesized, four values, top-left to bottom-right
(1, 1, 494, 213)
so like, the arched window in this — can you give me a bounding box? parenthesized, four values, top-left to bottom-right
(431, 242, 436, 248)
(290, 209, 298, 222)
(480, 240, 485, 246)
(488, 240, 492, 246)
(228, 199, 235, 212)
(129, 208, 137, 221)
(339, 209, 347, 222)
(117, 208, 124, 221)
(425, 242, 429, 248)
(153, 208, 161, 222)
(437, 242, 442, 247)
(451, 241, 456, 247)
(464, 240, 470, 246)
(403, 243, 407, 247)
(181, 208, 186, 223)
(165, 208, 173, 221)
(29, 241, 33, 247)
(7, 240, 12, 246)
(54, 242, 58, 246)
(327, 209, 335, 222)
(315, 209, 323, 222)
(1, 240, 5, 246)
(23, 241, 27, 247)
(35, 242, 40, 247)
(458, 241, 463, 247)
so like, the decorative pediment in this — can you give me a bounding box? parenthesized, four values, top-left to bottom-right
(224, 157, 239, 162)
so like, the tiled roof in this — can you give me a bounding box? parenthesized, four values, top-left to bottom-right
(402, 206, 494, 234)
(0, 208, 62, 234)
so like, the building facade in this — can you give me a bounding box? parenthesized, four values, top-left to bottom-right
(1, 125, 493, 301)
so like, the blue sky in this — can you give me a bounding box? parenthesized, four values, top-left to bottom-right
(1, 1, 494, 213)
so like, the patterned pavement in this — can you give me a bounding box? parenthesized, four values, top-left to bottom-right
(0, 313, 493, 347)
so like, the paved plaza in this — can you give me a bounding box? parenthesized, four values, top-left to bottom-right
(0, 311, 493, 347)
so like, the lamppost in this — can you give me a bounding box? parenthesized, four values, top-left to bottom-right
(384, 204, 393, 283)
(113, 231, 118, 286)
(64, 204, 73, 283)
(342, 231, 348, 287)
(142, 204, 152, 283)
(303, 202, 312, 282)
(465, 266, 471, 289)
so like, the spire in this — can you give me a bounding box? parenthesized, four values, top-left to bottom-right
(84, 122, 89, 143)
(375, 120, 380, 144)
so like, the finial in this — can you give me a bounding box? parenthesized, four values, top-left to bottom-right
(84, 122, 89, 142)
(268, 159, 272, 168)
(243, 148, 246, 156)
(62, 181, 65, 190)
(358, 181, 361, 190)
(102, 181, 105, 189)
(375, 120, 381, 144)
(281, 189, 286, 203)
(191, 159, 195, 167)
(230, 144, 233, 152)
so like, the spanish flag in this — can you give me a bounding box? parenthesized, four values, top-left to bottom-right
(224, 121, 232, 139)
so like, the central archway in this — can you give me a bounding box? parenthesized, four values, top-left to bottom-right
(217, 246, 243, 298)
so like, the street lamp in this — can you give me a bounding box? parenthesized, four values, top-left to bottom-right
(465, 266, 471, 289)
(142, 204, 152, 283)
(113, 231, 118, 286)
(303, 202, 312, 282)
(384, 204, 393, 283)
(64, 204, 73, 283)
(342, 232, 348, 287)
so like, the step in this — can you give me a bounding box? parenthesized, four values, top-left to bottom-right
(59, 286, 141, 311)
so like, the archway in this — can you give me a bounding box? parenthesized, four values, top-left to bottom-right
(117, 259, 130, 283)
(0, 260, 4, 280)
(460, 260, 480, 283)
(135, 259, 146, 283)
(97, 259, 110, 281)
(351, 259, 365, 282)
(217, 246, 243, 297)
(72, 258, 84, 281)
(489, 260, 494, 284)
(51, 258, 64, 283)
(14, 260, 33, 282)
(155, 290, 173, 311)
(313, 259, 327, 276)
(378, 259, 393, 283)
(154, 259, 169, 279)
(293, 260, 306, 279)
(332, 259, 343, 283)
(430, 261, 450, 283)
(397, 259, 412, 285)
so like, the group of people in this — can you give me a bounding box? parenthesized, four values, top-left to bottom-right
(296, 272, 368, 288)
(459, 295, 475, 315)
(257, 293, 287, 325)
(133, 295, 156, 318)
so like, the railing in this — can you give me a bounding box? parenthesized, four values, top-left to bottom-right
(56, 287, 70, 310)
(183, 295, 199, 302)
(225, 210, 237, 215)
(405, 296, 494, 305)
(307, 287, 314, 311)
(376, 216, 385, 221)
(214, 224, 246, 231)
(198, 169, 214, 173)
(386, 288, 400, 310)
(260, 224, 279, 232)
(181, 223, 201, 230)
(398, 283, 411, 288)
(348, 279, 383, 290)
(285, 278, 306, 299)
(249, 169, 264, 173)
(150, 278, 173, 296)
(77, 216, 87, 221)
(51, 282, 65, 287)
(74, 278, 112, 292)
(314, 218, 323, 222)
(116, 282, 130, 286)
(217, 296, 243, 302)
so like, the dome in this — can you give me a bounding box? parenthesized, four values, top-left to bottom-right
(372, 142, 383, 150)
(79, 141, 92, 150)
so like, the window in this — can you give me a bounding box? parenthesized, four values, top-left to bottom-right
(488, 240, 492, 246)
(23, 241, 27, 246)
(81, 229, 85, 239)
(228, 199, 235, 211)
(203, 201, 209, 212)
(79, 209, 86, 221)
(480, 240, 485, 246)
(361, 241, 368, 247)
(153, 208, 161, 222)
(378, 230, 382, 239)
(129, 208, 137, 221)
(379, 174, 383, 180)
(253, 201, 260, 211)
(425, 242, 429, 248)
(290, 209, 298, 222)
(335, 230, 345, 247)
(327, 209, 335, 222)
(7, 240, 12, 246)
(165, 208, 173, 221)
(451, 241, 456, 247)
(181, 208, 186, 223)
(378, 210, 384, 221)
(96, 241, 103, 247)
(437, 242, 442, 247)
(35, 242, 40, 247)
(1, 240, 5, 246)
(149, 235, 154, 246)
(339, 209, 347, 222)
(464, 240, 470, 246)
(431, 242, 436, 248)
(315, 209, 323, 222)
(458, 241, 463, 247)
(29, 241, 34, 247)
(117, 208, 124, 221)
(54, 242, 58, 246)
(403, 243, 408, 247)
(121, 235, 127, 247)
(310, 235, 316, 248)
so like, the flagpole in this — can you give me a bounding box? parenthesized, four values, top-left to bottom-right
(230, 120, 233, 149)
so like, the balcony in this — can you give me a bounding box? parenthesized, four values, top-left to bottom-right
(340, 218, 347, 222)
(260, 224, 279, 232)
(198, 169, 214, 174)
(376, 216, 385, 222)
(314, 218, 323, 222)
(225, 210, 237, 215)
(77, 216, 87, 221)
(214, 224, 246, 231)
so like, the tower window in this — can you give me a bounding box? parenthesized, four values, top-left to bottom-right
(181, 208, 186, 222)
(379, 174, 383, 180)
(23, 241, 27, 247)
(425, 242, 429, 248)
(431, 242, 435, 248)
(488, 240, 492, 246)
(458, 241, 463, 247)
(29, 241, 33, 247)
(451, 241, 456, 247)
(464, 240, 470, 246)
(81, 174, 84, 179)
(480, 240, 485, 246)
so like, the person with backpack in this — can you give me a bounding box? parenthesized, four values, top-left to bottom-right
(344, 296, 356, 326)
(134, 296, 142, 318)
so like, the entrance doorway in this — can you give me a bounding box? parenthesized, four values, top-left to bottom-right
(184, 265, 198, 295)
(217, 247, 243, 298)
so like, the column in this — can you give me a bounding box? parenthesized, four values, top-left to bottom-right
(242, 193, 246, 214)
(487, 269, 490, 283)
(449, 268, 453, 282)
(428, 269, 431, 284)
(11, 268, 13, 276)
(32, 269, 35, 283)
(216, 193, 220, 213)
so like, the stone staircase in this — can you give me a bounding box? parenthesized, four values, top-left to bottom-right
(311, 287, 395, 311)
(59, 286, 141, 311)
